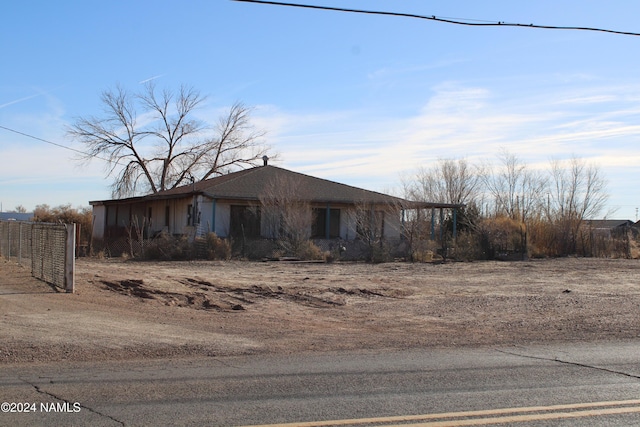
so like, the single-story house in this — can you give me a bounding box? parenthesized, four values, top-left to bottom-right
(90, 162, 461, 245)
(585, 219, 637, 237)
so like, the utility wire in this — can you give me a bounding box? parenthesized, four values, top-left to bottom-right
(233, 0, 640, 37)
(0, 124, 113, 163)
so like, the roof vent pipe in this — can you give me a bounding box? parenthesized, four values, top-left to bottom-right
(262, 155, 269, 166)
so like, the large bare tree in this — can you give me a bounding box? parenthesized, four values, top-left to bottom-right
(483, 150, 547, 221)
(547, 157, 609, 254)
(405, 158, 482, 206)
(68, 83, 268, 198)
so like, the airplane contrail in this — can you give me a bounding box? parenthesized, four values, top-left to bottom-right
(0, 86, 64, 109)
(139, 75, 164, 84)
(0, 93, 41, 109)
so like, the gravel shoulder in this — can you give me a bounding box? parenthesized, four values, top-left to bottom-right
(1, 257, 639, 364)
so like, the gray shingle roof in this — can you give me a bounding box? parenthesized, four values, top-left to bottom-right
(90, 165, 463, 208)
(151, 165, 406, 204)
(586, 219, 634, 229)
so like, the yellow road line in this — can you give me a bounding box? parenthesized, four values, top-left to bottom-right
(384, 405, 640, 426)
(238, 399, 640, 427)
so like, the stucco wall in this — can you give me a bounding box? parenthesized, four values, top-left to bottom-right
(91, 205, 106, 239)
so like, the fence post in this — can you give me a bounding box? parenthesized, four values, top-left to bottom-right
(64, 223, 76, 293)
(18, 222, 22, 265)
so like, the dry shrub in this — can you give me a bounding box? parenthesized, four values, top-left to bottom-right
(412, 240, 440, 262)
(295, 240, 323, 260)
(144, 232, 193, 260)
(452, 231, 482, 261)
(323, 251, 335, 263)
(33, 204, 93, 246)
(477, 216, 526, 259)
(630, 236, 640, 259)
(370, 241, 394, 263)
(205, 233, 231, 260)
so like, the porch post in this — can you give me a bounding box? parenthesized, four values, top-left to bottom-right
(211, 199, 216, 235)
(453, 207, 457, 240)
(430, 207, 435, 240)
(325, 204, 330, 239)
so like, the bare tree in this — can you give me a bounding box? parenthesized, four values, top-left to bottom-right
(259, 174, 315, 258)
(484, 150, 547, 221)
(68, 83, 268, 198)
(403, 158, 482, 251)
(405, 158, 481, 206)
(547, 157, 609, 254)
(347, 200, 403, 262)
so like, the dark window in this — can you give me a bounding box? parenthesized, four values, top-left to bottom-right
(106, 205, 118, 226)
(357, 210, 385, 239)
(230, 205, 261, 238)
(147, 207, 152, 224)
(312, 208, 340, 238)
(187, 204, 193, 226)
(165, 206, 170, 227)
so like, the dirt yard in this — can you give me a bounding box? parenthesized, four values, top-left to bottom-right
(1, 257, 639, 364)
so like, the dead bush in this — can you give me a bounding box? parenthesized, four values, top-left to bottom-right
(477, 216, 527, 260)
(144, 232, 193, 260)
(204, 233, 231, 260)
(411, 240, 440, 262)
(452, 231, 483, 261)
(296, 240, 323, 260)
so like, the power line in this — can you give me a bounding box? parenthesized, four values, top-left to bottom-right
(232, 0, 640, 37)
(0, 124, 113, 163)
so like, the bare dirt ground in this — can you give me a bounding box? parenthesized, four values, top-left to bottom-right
(1, 257, 639, 364)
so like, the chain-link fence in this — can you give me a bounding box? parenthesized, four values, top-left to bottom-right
(0, 221, 75, 292)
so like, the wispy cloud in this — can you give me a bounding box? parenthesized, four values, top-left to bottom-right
(255, 80, 640, 200)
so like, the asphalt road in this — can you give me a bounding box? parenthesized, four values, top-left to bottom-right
(1, 341, 639, 426)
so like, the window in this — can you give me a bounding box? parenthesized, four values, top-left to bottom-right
(312, 208, 340, 239)
(164, 206, 170, 228)
(357, 210, 385, 240)
(230, 205, 261, 238)
(106, 205, 118, 226)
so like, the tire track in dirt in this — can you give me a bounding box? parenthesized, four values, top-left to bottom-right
(100, 277, 394, 311)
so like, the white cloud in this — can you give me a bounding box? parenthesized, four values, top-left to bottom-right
(252, 79, 640, 221)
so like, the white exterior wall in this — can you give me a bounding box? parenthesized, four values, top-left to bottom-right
(173, 198, 192, 236)
(147, 200, 166, 235)
(91, 205, 106, 239)
(148, 198, 193, 236)
(93, 198, 403, 242)
(214, 203, 231, 237)
(198, 197, 214, 235)
(337, 207, 402, 241)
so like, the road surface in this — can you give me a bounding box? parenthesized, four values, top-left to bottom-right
(1, 341, 639, 426)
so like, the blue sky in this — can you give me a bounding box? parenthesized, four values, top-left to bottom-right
(1, 1, 639, 219)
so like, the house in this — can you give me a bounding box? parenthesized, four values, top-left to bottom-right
(585, 219, 636, 237)
(89, 162, 461, 250)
